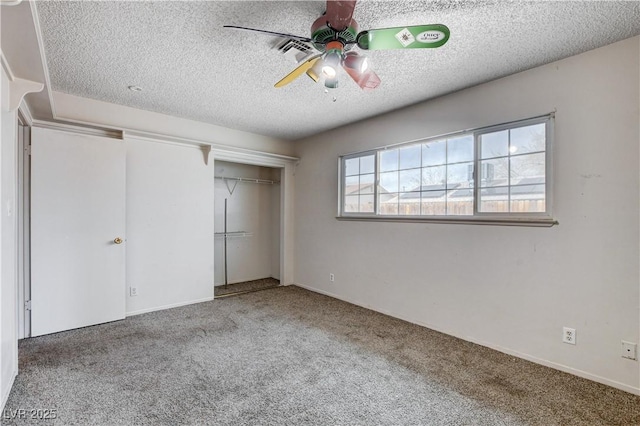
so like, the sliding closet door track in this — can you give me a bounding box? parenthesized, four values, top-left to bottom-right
(215, 278, 281, 298)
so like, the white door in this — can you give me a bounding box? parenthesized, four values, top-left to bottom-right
(30, 127, 126, 336)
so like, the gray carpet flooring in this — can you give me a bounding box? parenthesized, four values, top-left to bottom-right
(214, 278, 280, 298)
(3, 286, 639, 425)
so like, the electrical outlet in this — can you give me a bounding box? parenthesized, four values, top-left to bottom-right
(563, 327, 576, 345)
(329, 273, 335, 282)
(621, 341, 637, 360)
(130, 287, 138, 297)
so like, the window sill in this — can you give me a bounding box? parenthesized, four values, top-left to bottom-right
(336, 215, 558, 227)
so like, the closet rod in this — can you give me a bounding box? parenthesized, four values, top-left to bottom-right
(214, 176, 279, 185)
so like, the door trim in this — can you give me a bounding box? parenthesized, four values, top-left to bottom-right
(16, 108, 30, 338)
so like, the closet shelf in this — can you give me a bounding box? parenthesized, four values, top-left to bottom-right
(215, 176, 279, 185)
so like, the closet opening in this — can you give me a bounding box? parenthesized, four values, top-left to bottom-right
(214, 160, 282, 298)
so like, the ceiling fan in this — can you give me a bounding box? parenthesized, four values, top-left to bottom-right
(224, 0, 450, 91)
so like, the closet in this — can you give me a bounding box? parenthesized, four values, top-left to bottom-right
(214, 161, 281, 296)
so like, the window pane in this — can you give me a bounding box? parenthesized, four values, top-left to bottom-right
(447, 189, 473, 215)
(510, 123, 545, 155)
(511, 184, 546, 213)
(422, 165, 446, 187)
(422, 140, 446, 166)
(360, 155, 375, 174)
(421, 191, 446, 215)
(447, 135, 473, 163)
(344, 175, 360, 186)
(447, 162, 473, 189)
(360, 173, 375, 194)
(345, 175, 359, 190)
(380, 149, 399, 172)
(379, 194, 398, 215)
(421, 190, 446, 199)
(479, 158, 509, 187)
(398, 192, 421, 215)
(481, 130, 508, 159)
(399, 169, 421, 192)
(379, 171, 399, 193)
(345, 157, 359, 176)
(399, 145, 421, 170)
(510, 153, 545, 182)
(359, 194, 375, 213)
(479, 187, 509, 212)
(344, 195, 359, 212)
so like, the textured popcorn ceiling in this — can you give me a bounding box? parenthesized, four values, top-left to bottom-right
(36, 1, 640, 141)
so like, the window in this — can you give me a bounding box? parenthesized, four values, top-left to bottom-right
(339, 116, 554, 225)
(343, 153, 376, 213)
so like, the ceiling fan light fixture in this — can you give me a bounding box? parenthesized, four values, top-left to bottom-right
(322, 49, 342, 78)
(343, 51, 369, 73)
(307, 58, 325, 82)
(360, 57, 369, 73)
(322, 65, 337, 78)
(324, 76, 339, 89)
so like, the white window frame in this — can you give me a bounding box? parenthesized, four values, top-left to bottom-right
(337, 115, 557, 227)
(339, 149, 379, 217)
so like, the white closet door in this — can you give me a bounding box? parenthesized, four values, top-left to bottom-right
(30, 127, 126, 336)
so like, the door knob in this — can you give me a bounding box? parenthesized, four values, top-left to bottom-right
(114, 237, 123, 244)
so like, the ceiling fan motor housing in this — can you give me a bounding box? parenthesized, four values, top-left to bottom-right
(311, 15, 358, 52)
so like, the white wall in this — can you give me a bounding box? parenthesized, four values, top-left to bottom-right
(125, 137, 215, 315)
(214, 161, 281, 285)
(293, 37, 640, 394)
(0, 63, 18, 409)
(53, 92, 295, 158)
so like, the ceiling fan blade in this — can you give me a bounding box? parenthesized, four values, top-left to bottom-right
(357, 24, 450, 50)
(344, 66, 381, 91)
(275, 55, 322, 88)
(325, 0, 358, 31)
(223, 25, 316, 44)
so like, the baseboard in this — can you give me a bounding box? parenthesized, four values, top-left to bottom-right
(293, 283, 640, 396)
(1, 368, 17, 411)
(126, 296, 214, 317)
